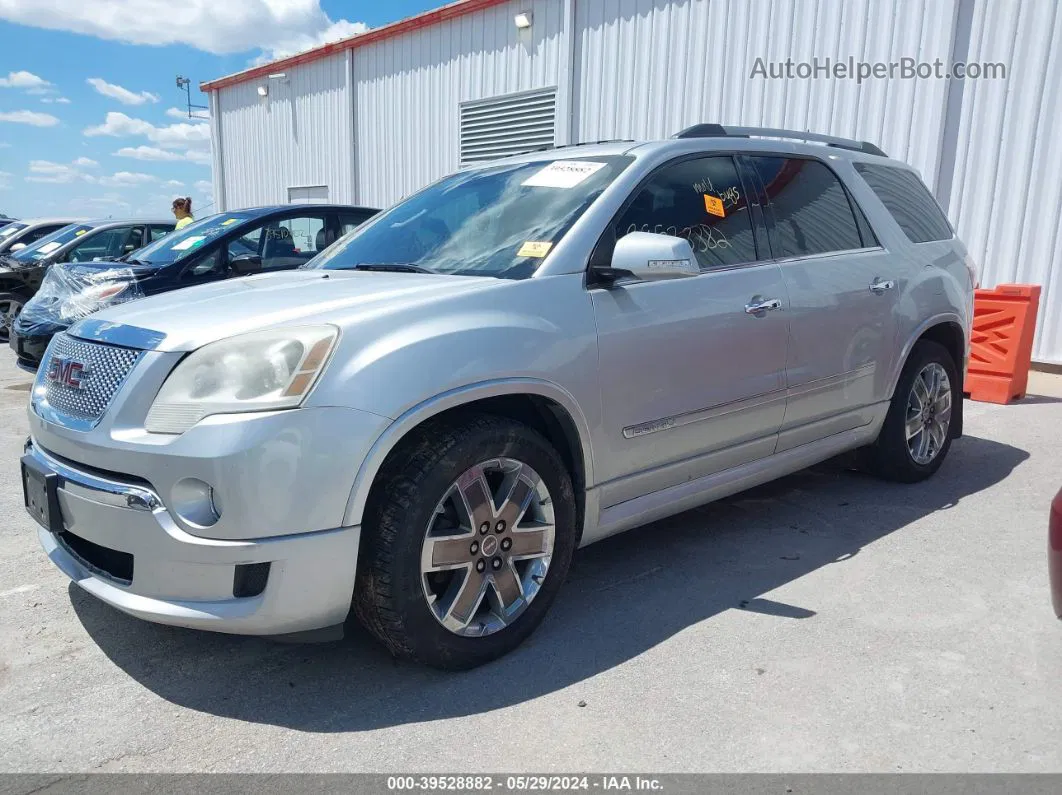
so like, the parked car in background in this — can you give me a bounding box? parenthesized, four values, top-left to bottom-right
(11, 204, 377, 369)
(20, 127, 974, 669)
(1, 219, 173, 347)
(1052, 487, 1062, 619)
(0, 218, 83, 256)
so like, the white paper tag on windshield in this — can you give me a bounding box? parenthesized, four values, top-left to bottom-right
(522, 160, 607, 189)
(38, 241, 61, 254)
(171, 235, 205, 251)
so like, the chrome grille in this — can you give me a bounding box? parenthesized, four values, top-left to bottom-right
(33, 333, 141, 429)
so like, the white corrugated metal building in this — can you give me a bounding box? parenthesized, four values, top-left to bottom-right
(202, 0, 1062, 363)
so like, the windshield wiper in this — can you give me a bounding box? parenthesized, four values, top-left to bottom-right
(352, 262, 434, 274)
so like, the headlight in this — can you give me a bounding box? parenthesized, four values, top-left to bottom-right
(145, 326, 339, 434)
(58, 281, 129, 321)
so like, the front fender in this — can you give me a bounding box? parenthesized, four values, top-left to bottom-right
(340, 377, 596, 528)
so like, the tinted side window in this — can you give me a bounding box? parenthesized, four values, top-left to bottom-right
(150, 225, 174, 242)
(615, 156, 757, 270)
(854, 163, 953, 243)
(66, 228, 129, 262)
(23, 225, 64, 245)
(750, 157, 863, 257)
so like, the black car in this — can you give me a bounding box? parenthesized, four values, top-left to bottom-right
(1, 218, 173, 345)
(11, 204, 378, 370)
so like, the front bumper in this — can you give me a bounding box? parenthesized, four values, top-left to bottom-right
(9, 328, 50, 371)
(27, 441, 362, 636)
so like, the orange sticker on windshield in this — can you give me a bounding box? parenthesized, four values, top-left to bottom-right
(518, 241, 552, 258)
(704, 194, 725, 218)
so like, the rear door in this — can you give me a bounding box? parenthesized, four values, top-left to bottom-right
(746, 155, 897, 451)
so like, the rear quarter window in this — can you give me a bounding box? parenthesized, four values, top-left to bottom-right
(854, 163, 953, 243)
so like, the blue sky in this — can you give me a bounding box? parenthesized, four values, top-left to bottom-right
(0, 0, 440, 220)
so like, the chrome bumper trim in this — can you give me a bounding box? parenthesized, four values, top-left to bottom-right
(26, 442, 162, 512)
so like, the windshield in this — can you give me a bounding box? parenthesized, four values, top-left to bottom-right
(0, 222, 27, 240)
(128, 211, 258, 265)
(11, 224, 94, 262)
(308, 156, 632, 279)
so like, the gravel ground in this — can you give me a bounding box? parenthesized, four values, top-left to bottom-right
(0, 355, 1060, 773)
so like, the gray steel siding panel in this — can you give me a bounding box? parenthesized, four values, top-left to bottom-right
(572, 0, 955, 186)
(950, 0, 1062, 362)
(354, 0, 566, 208)
(217, 54, 353, 210)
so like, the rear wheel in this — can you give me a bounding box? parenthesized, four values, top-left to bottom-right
(0, 291, 26, 343)
(353, 413, 577, 669)
(867, 340, 959, 483)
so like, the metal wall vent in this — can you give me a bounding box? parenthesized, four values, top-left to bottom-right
(459, 87, 557, 166)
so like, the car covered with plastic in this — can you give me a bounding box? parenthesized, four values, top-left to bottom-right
(11, 204, 377, 370)
(2, 219, 169, 348)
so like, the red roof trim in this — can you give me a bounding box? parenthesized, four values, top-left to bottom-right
(201, 0, 510, 92)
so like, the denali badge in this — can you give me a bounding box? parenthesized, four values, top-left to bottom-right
(46, 357, 90, 390)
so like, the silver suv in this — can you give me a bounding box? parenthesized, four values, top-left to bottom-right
(22, 126, 976, 669)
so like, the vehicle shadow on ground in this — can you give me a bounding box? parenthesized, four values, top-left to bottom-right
(71, 434, 1027, 732)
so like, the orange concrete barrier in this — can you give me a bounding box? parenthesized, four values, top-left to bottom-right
(965, 284, 1041, 404)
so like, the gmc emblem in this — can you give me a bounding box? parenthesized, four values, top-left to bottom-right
(46, 357, 90, 390)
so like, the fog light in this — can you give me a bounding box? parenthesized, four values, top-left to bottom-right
(171, 478, 221, 527)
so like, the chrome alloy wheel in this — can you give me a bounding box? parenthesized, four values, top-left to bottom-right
(421, 458, 555, 637)
(905, 362, 952, 465)
(0, 296, 23, 342)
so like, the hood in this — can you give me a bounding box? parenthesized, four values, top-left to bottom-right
(68, 268, 498, 352)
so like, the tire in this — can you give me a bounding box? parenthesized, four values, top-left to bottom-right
(353, 412, 577, 669)
(0, 291, 27, 344)
(867, 340, 959, 483)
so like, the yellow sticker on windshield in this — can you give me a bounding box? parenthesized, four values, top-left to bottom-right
(221, 218, 239, 226)
(75, 229, 87, 236)
(517, 241, 552, 258)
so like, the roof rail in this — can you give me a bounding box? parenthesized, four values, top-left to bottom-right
(672, 124, 887, 157)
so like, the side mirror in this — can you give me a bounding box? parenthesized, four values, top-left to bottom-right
(595, 231, 699, 284)
(230, 253, 263, 274)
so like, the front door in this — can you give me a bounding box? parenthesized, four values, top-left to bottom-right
(591, 154, 791, 506)
(747, 155, 898, 451)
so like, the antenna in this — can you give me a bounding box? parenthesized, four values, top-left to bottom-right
(175, 75, 209, 120)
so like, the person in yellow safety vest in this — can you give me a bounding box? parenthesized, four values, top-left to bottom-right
(171, 196, 194, 230)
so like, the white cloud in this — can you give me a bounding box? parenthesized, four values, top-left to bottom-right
(166, 106, 209, 121)
(114, 145, 183, 162)
(164, 179, 185, 188)
(0, 70, 49, 89)
(84, 111, 210, 151)
(26, 159, 95, 184)
(0, 142, 10, 148)
(41, 96, 71, 104)
(114, 144, 210, 165)
(99, 171, 157, 187)
(86, 77, 160, 106)
(0, 1, 368, 62)
(0, 110, 60, 127)
(72, 157, 98, 167)
(195, 180, 213, 195)
(0, 170, 12, 189)
(252, 18, 368, 64)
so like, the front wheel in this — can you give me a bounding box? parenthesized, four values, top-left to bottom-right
(867, 340, 959, 483)
(353, 413, 577, 669)
(0, 291, 26, 343)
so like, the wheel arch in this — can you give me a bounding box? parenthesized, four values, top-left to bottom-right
(891, 315, 967, 438)
(343, 379, 594, 533)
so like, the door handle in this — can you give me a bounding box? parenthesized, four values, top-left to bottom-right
(745, 298, 782, 315)
(869, 278, 896, 294)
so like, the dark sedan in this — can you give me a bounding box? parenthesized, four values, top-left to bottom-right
(11, 204, 378, 370)
(1, 218, 172, 345)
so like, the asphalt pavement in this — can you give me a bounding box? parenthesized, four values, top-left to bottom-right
(1, 355, 1060, 773)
